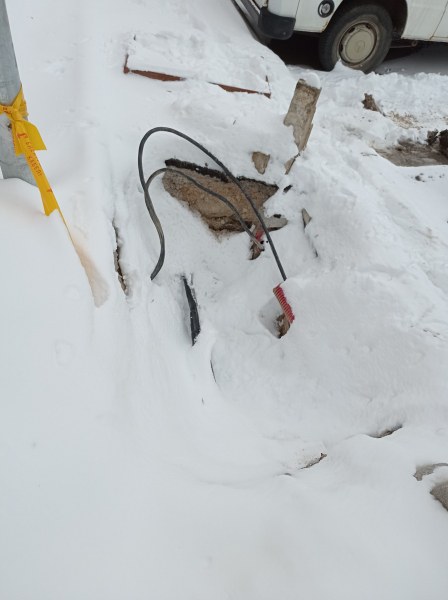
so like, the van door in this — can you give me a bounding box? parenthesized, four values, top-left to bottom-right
(403, 0, 448, 40)
(433, 4, 448, 39)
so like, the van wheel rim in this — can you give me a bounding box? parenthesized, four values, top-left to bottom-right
(339, 23, 378, 65)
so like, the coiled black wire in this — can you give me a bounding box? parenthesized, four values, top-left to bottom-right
(138, 127, 287, 281)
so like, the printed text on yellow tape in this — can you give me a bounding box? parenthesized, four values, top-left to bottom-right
(0, 87, 63, 218)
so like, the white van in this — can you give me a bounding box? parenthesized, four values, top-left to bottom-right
(237, 0, 448, 71)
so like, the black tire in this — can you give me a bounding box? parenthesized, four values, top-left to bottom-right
(318, 3, 393, 73)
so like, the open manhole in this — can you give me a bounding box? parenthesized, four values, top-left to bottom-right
(162, 159, 286, 232)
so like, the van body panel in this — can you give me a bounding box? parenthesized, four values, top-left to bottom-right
(433, 6, 448, 38)
(268, 0, 299, 18)
(402, 0, 448, 39)
(294, 0, 344, 33)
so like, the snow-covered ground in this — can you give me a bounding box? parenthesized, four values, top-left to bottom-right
(1, 1, 448, 599)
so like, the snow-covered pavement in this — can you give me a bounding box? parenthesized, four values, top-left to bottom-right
(1, 1, 448, 599)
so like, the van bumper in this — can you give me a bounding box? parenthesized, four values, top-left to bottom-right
(237, 0, 296, 40)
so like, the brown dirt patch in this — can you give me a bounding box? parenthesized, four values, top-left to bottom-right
(376, 141, 448, 167)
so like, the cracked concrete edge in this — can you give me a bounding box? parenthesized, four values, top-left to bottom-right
(414, 463, 448, 481)
(431, 482, 448, 511)
(283, 79, 321, 173)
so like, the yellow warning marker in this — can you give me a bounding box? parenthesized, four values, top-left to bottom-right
(0, 87, 107, 306)
(0, 86, 65, 220)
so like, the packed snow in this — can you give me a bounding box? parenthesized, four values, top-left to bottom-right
(1, 1, 448, 599)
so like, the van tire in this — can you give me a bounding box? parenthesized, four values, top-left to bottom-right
(318, 4, 393, 73)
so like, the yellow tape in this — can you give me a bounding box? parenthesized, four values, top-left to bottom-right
(0, 87, 63, 219)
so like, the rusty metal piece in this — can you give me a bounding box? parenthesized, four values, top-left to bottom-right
(123, 56, 271, 98)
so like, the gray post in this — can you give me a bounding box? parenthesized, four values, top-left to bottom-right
(0, 0, 34, 184)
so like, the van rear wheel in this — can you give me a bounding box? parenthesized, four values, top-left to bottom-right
(318, 4, 393, 73)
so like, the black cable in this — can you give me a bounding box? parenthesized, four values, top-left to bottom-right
(143, 167, 262, 281)
(138, 126, 287, 281)
(182, 276, 201, 346)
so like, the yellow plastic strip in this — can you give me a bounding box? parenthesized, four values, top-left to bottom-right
(0, 87, 64, 220)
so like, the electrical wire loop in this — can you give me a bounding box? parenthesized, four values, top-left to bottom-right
(138, 127, 287, 281)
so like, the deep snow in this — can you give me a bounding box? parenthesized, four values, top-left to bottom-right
(1, 1, 448, 599)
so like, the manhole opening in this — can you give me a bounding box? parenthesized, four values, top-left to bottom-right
(162, 159, 286, 234)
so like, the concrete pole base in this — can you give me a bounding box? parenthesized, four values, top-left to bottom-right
(0, 0, 34, 184)
(0, 117, 35, 184)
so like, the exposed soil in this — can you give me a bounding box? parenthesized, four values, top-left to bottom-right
(376, 141, 448, 167)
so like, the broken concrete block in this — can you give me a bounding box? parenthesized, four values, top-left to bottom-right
(301, 208, 319, 258)
(302, 208, 312, 228)
(431, 481, 448, 511)
(363, 93, 381, 113)
(284, 79, 321, 173)
(414, 463, 448, 481)
(252, 151, 270, 175)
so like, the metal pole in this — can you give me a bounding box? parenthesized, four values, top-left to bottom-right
(0, 0, 34, 184)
